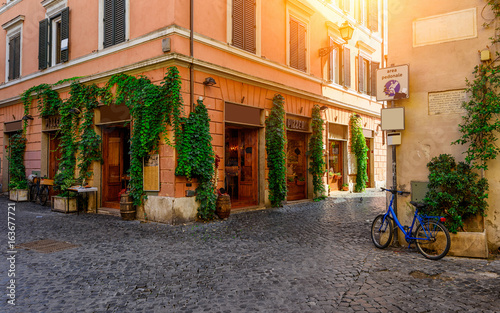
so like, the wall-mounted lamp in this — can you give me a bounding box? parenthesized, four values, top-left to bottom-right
(339, 21, 354, 42)
(22, 114, 34, 121)
(69, 108, 81, 115)
(203, 77, 216, 86)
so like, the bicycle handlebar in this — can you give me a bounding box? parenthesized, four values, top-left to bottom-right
(381, 187, 410, 195)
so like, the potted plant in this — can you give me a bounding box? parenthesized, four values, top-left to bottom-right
(296, 176, 306, 186)
(342, 183, 349, 191)
(333, 172, 342, 180)
(7, 133, 29, 202)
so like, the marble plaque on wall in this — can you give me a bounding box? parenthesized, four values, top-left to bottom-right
(428, 90, 467, 115)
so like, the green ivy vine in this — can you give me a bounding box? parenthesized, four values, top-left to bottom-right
(6, 133, 28, 190)
(176, 99, 216, 220)
(350, 114, 368, 192)
(265, 94, 287, 207)
(107, 67, 183, 206)
(308, 105, 326, 200)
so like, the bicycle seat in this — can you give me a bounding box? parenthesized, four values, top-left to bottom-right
(410, 201, 426, 209)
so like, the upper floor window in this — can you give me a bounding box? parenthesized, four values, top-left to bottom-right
(328, 38, 351, 87)
(39, 7, 69, 70)
(357, 0, 378, 32)
(103, 0, 126, 48)
(232, 0, 256, 53)
(2, 15, 24, 81)
(289, 17, 307, 72)
(358, 55, 378, 96)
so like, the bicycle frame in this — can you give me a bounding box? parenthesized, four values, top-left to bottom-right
(381, 192, 439, 248)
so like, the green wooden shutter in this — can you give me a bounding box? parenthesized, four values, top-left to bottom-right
(39, 19, 49, 70)
(61, 7, 69, 62)
(343, 46, 350, 87)
(371, 61, 379, 96)
(114, 0, 126, 44)
(369, 0, 378, 32)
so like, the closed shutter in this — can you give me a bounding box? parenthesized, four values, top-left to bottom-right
(359, 55, 365, 93)
(13, 35, 20, 79)
(244, 0, 256, 53)
(368, 0, 378, 32)
(343, 46, 350, 87)
(39, 19, 49, 70)
(290, 18, 306, 72)
(290, 19, 298, 69)
(371, 62, 379, 96)
(232, 0, 244, 50)
(114, 0, 126, 44)
(8, 37, 15, 80)
(61, 7, 69, 62)
(328, 38, 334, 81)
(103, 0, 113, 48)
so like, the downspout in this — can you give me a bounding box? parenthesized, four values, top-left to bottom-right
(190, 0, 194, 112)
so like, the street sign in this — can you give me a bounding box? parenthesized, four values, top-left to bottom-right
(376, 65, 409, 101)
(381, 107, 405, 130)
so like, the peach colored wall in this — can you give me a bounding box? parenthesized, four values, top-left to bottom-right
(129, 0, 176, 39)
(69, 0, 99, 60)
(261, 0, 287, 65)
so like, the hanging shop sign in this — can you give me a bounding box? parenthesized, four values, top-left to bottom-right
(376, 64, 409, 101)
(143, 154, 159, 191)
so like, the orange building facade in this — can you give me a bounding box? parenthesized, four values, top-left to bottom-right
(0, 0, 386, 222)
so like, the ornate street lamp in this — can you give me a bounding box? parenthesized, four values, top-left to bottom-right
(339, 21, 354, 42)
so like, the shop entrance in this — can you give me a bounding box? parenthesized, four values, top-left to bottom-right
(102, 126, 130, 209)
(328, 140, 344, 191)
(48, 132, 62, 180)
(224, 127, 258, 208)
(286, 131, 307, 201)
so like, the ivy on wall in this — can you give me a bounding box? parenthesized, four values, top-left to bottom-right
(308, 105, 326, 200)
(6, 133, 28, 190)
(350, 114, 368, 192)
(176, 99, 216, 220)
(107, 67, 183, 206)
(265, 94, 287, 207)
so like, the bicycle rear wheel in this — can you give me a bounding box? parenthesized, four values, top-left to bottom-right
(39, 186, 49, 206)
(29, 184, 38, 202)
(371, 214, 394, 249)
(415, 220, 450, 260)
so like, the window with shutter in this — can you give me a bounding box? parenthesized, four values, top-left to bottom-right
(358, 55, 364, 93)
(60, 7, 69, 62)
(232, 0, 256, 53)
(368, 0, 378, 32)
(39, 19, 49, 70)
(9, 35, 20, 80)
(343, 46, 351, 87)
(289, 18, 307, 72)
(104, 0, 126, 48)
(329, 38, 341, 84)
(371, 62, 379, 96)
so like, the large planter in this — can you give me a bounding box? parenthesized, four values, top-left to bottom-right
(9, 189, 28, 202)
(120, 193, 136, 220)
(52, 196, 77, 213)
(216, 195, 231, 219)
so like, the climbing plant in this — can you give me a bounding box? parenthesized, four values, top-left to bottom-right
(6, 133, 28, 190)
(265, 94, 287, 207)
(350, 114, 368, 192)
(452, 2, 500, 171)
(423, 154, 488, 233)
(107, 67, 183, 206)
(176, 99, 216, 220)
(308, 105, 326, 200)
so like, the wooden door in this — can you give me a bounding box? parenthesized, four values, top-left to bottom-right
(103, 128, 124, 209)
(286, 132, 307, 201)
(224, 127, 258, 208)
(328, 140, 343, 191)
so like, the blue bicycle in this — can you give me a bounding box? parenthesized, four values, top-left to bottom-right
(371, 188, 451, 260)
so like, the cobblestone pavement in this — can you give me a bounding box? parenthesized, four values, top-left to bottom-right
(1, 194, 499, 313)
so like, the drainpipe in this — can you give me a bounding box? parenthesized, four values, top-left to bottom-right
(190, 0, 194, 112)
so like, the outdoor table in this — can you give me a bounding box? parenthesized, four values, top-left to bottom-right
(66, 186, 98, 214)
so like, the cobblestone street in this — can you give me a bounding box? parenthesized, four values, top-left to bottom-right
(1, 194, 499, 312)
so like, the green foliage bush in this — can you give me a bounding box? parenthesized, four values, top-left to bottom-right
(265, 94, 287, 207)
(350, 114, 368, 192)
(176, 100, 216, 220)
(7, 133, 28, 190)
(308, 105, 326, 200)
(423, 154, 488, 233)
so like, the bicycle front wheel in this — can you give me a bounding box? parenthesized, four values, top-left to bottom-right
(39, 186, 49, 206)
(415, 220, 450, 260)
(371, 214, 394, 249)
(29, 185, 38, 202)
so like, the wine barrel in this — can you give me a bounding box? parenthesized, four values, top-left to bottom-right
(216, 195, 231, 219)
(120, 193, 135, 220)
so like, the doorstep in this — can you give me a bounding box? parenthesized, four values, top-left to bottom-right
(97, 207, 121, 217)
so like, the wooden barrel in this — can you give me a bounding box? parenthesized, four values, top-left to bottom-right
(216, 195, 231, 219)
(120, 193, 136, 220)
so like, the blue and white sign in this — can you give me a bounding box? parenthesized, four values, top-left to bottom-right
(376, 65, 409, 101)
